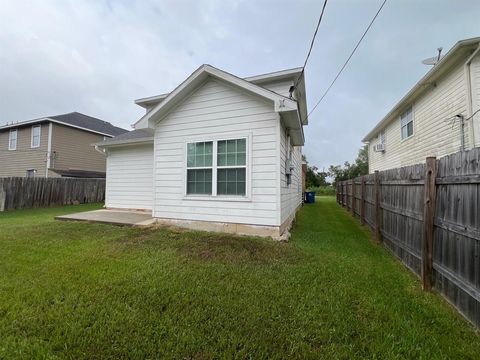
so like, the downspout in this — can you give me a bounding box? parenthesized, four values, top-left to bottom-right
(46, 122, 53, 177)
(464, 42, 480, 148)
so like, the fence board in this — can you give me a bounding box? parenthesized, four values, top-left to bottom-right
(0, 177, 105, 211)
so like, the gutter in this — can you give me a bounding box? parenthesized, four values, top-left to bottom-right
(464, 42, 480, 148)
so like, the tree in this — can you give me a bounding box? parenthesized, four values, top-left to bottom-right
(328, 145, 369, 185)
(303, 156, 330, 189)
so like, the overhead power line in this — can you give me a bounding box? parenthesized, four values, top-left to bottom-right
(293, 0, 328, 91)
(306, 0, 388, 120)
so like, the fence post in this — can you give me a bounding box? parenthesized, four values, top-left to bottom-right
(351, 179, 356, 216)
(360, 176, 365, 225)
(422, 157, 437, 291)
(374, 170, 382, 244)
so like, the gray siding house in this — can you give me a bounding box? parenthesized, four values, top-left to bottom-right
(0, 112, 127, 178)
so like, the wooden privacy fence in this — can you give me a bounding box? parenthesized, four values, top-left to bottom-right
(0, 177, 105, 211)
(337, 148, 480, 328)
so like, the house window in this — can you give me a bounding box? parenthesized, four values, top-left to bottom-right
(400, 106, 413, 139)
(8, 129, 17, 150)
(186, 141, 213, 195)
(26, 169, 36, 178)
(186, 138, 247, 197)
(378, 131, 385, 144)
(217, 139, 246, 196)
(31, 125, 41, 148)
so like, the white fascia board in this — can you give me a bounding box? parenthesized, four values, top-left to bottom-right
(245, 67, 303, 83)
(134, 64, 298, 130)
(92, 137, 154, 148)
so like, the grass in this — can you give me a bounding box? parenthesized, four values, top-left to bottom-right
(0, 198, 478, 359)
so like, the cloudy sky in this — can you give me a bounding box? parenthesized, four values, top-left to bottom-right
(1, 0, 479, 170)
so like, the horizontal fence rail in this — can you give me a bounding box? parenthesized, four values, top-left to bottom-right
(336, 148, 480, 328)
(0, 177, 105, 211)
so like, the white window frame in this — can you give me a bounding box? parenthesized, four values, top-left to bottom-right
(400, 106, 414, 140)
(183, 132, 252, 202)
(8, 129, 17, 150)
(31, 125, 41, 148)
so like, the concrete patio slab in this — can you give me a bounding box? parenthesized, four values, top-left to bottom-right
(55, 209, 156, 227)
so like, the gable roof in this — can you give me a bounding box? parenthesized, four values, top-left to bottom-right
(0, 112, 128, 137)
(363, 37, 480, 142)
(134, 67, 304, 109)
(133, 64, 299, 131)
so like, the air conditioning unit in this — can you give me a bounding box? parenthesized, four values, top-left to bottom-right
(373, 143, 385, 152)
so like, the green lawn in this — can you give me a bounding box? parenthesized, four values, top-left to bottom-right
(0, 198, 478, 359)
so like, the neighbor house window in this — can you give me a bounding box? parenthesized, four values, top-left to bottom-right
(186, 141, 213, 195)
(186, 138, 247, 197)
(31, 125, 41, 148)
(8, 129, 17, 150)
(401, 106, 413, 139)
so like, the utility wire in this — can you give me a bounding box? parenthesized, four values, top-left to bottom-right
(466, 108, 480, 121)
(293, 0, 328, 90)
(306, 0, 388, 120)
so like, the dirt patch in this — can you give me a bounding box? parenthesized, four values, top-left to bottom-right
(173, 233, 306, 265)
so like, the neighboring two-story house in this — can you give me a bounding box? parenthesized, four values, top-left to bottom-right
(95, 65, 307, 238)
(363, 37, 480, 173)
(0, 112, 127, 178)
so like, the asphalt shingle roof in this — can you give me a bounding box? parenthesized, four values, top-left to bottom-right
(100, 129, 153, 145)
(49, 112, 127, 136)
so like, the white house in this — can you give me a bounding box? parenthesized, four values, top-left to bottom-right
(363, 37, 480, 173)
(95, 65, 308, 238)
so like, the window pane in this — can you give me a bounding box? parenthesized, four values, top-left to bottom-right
(237, 139, 246, 152)
(217, 138, 246, 167)
(407, 121, 413, 137)
(401, 126, 408, 139)
(218, 140, 227, 154)
(187, 155, 195, 167)
(217, 168, 246, 195)
(187, 141, 212, 168)
(237, 153, 246, 166)
(226, 153, 236, 166)
(195, 154, 204, 167)
(187, 169, 212, 194)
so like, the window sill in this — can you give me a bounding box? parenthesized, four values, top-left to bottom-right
(182, 195, 252, 202)
(400, 134, 414, 143)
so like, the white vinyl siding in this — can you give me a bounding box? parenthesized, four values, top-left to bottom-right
(153, 78, 279, 226)
(259, 79, 294, 98)
(280, 122, 303, 225)
(8, 129, 17, 150)
(369, 57, 470, 172)
(31, 125, 41, 148)
(105, 144, 153, 210)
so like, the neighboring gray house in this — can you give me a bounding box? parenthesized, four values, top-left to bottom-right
(96, 65, 308, 238)
(0, 112, 127, 178)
